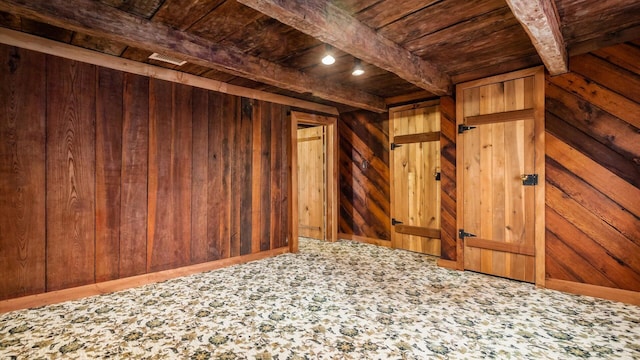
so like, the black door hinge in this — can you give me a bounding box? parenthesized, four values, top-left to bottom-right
(434, 172, 441, 181)
(458, 124, 477, 134)
(391, 143, 403, 150)
(392, 218, 404, 226)
(458, 229, 477, 239)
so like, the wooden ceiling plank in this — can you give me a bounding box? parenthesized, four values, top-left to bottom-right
(0, 0, 386, 112)
(505, 0, 568, 75)
(236, 0, 452, 96)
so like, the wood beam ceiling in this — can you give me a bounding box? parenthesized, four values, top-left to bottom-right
(505, 0, 568, 75)
(236, 0, 452, 96)
(0, 0, 388, 112)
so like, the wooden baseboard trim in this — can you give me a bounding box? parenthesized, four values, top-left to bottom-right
(0, 247, 289, 313)
(437, 259, 461, 270)
(339, 233, 391, 247)
(545, 279, 640, 306)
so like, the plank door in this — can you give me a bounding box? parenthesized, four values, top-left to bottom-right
(457, 67, 545, 284)
(390, 101, 441, 256)
(297, 126, 325, 240)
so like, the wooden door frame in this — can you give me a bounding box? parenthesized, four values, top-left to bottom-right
(389, 99, 441, 251)
(289, 111, 339, 253)
(455, 66, 546, 286)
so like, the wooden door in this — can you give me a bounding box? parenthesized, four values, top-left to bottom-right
(390, 101, 441, 256)
(297, 126, 325, 240)
(456, 67, 545, 284)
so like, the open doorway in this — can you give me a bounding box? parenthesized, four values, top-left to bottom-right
(289, 112, 338, 253)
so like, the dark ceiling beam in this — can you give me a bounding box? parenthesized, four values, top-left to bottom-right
(236, 0, 452, 96)
(505, 0, 568, 75)
(0, 0, 387, 112)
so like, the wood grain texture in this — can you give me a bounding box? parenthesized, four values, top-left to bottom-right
(0, 45, 292, 301)
(439, 96, 457, 262)
(119, 73, 149, 278)
(338, 111, 390, 241)
(0, 46, 46, 300)
(545, 41, 640, 292)
(148, 80, 192, 272)
(45, 55, 96, 291)
(95, 67, 123, 282)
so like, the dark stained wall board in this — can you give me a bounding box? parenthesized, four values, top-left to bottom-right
(0, 44, 290, 301)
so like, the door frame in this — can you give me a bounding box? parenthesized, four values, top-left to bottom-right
(289, 111, 339, 253)
(455, 66, 546, 286)
(389, 99, 442, 253)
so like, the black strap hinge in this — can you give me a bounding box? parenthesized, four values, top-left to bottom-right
(458, 229, 477, 239)
(392, 218, 404, 226)
(391, 143, 403, 150)
(458, 124, 477, 134)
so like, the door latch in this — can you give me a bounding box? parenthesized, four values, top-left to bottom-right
(521, 174, 538, 186)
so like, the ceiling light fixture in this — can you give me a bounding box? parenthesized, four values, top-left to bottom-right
(321, 44, 335, 65)
(352, 59, 365, 76)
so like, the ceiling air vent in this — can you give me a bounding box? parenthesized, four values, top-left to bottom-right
(148, 52, 187, 66)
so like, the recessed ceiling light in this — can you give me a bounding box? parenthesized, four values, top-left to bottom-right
(321, 44, 335, 65)
(352, 59, 365, 76)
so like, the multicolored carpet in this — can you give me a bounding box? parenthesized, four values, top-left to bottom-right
(1, 238, 639, 359)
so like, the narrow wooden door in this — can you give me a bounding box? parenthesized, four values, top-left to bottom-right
(297, 126, 325, 240)
(457, 67, 545, 284)
(390, 101, 441, 256)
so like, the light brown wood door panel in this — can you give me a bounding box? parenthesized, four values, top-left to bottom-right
(457, 67, 545, 284)
(297, 126, 324, 240)
(390, 101, 441, 256)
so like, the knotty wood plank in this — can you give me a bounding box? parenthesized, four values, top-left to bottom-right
(393, 131, 440, 144)
(260, 103, 273, 251)
(46, 56, 96, 291)
(0, 46, 46, 300)
(546, 113, 640, 188)
(548, 72, 640, 129)
(466, 109, 534, 126)
(592, 43, 640, 75)
(119, 73, 149, 278)
(95, 66, 123, 282)
(571, 53, 640, 104)
(152, 0, 226, 31)
(251, 100, 263, 253)
(207, 91, 227, 260)
(191, 87, 209, 264)
(545, 132, 640, 218)
(355, 0, 439, 30)
(0, 0, 386, 111)
(237, 0, 452, 96)
(504, 0, 567, 74)
(148, 79, 192, 272)
(545, 82, 639, 162)
(395, 225, 440, 239)
(239, 98, 253, 256)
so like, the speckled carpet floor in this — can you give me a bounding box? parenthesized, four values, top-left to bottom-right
(1, 238, 639, 359)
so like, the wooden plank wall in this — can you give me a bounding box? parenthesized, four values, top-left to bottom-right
(0, 44, 289, 301)
(439, 96, 457, 261)
(338, 111, 390, 241)
(545, 41, 640, 292)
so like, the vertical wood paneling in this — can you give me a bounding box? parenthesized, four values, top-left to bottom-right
(119, 73, 148, 277)
(148, 80, 192, 272)
(207, 91, 225, 261)
(259, 103, 273, 251)
(239, 98, 253, 255)
(0, 44, 291, 301)
(338, 111, 390, 241)
(46, 56, 96, 291)
(545, 41, 640, 292)
(0, 46, 46, 300)
(191, 87, 209, 264)
(95, 67, 123, 282)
